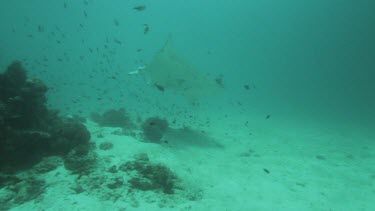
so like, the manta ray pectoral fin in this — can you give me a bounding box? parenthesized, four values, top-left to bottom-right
(144, 36, 221, 101)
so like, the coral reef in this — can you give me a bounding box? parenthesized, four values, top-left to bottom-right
(0, 62, 48, 130)
(0, 61, 92, 172)
(0, 175, 46, 210)
(0, 61, 205, 209)
(63, 144, 97, 175)
(90, 108, 134, 128)
(141, 117, 169, 143)
(0, 61, 97, 208)
(119, 153, 177, 194)
(99, 141, 114, 150)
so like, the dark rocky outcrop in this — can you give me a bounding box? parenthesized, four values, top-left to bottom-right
(0, 61, 92, 173)
(141, 117, 168, 143)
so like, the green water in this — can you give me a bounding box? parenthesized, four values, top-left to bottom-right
(1, 1, 374, 126)
(1, 0, 374, 210)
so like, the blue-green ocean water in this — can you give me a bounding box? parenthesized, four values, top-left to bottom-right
(1, 0, 374, 127)
(1, 0, 375, 210)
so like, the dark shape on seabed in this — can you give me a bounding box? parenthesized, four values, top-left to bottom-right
(64, 143, 97, 175)
(0, 176, 46, 210)
(141, 117, 169, 142)
(119, 153, 177, 194)
(90, 108, 134, 128)
(99, 141, 114, 150)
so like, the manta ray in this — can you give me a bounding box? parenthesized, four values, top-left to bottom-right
(141, 36, 222, 102)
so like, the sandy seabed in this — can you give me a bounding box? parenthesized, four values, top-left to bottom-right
(3, 113, 375, 211)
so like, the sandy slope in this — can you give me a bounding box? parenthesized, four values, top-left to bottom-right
(5, 114, 375, 211)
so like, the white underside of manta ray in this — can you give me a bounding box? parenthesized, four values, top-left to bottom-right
(131, 36, 222, 102)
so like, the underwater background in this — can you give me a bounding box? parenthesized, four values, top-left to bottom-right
(1, 0, 375, 210)
(1, 0, 374, 124)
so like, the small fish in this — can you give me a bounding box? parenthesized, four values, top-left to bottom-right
(113, 19, 119, 26)
(128, 65, 146, 75)
(37, 25, 44, 32)
(128, 70, 139, 75)
(143, 24, 149, 34)
(154, 84, 165, 92)
(113, 38, 122, 45)
(215, 75, 224, 87)
(133, 5, 146, 11)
